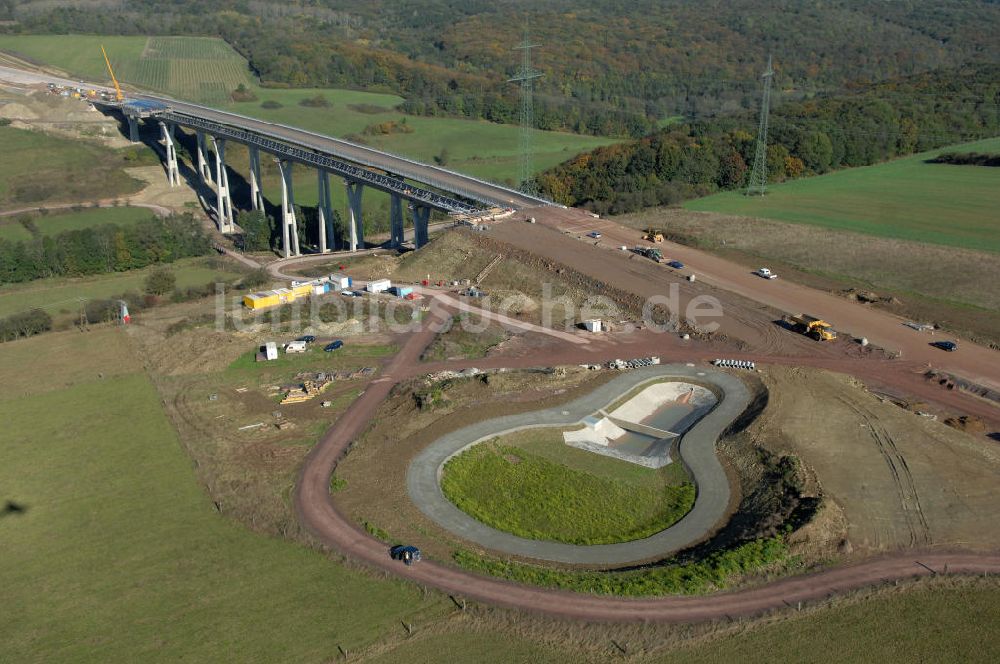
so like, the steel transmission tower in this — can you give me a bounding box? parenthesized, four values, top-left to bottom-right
(509, 32, 542, 194)
(746, 55, 775, 196)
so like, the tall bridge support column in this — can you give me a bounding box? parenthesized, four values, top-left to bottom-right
(212, 137, 235, 233)
(317, 169, 333, 253)
(389, 194, 405, 248)
(345, 181, 364, 251)
(195, 131, 213, 185)
(248, 146, 265, 211)
(412, 205, 431, 249)
(159, 121, 180, 187)
(279, 160, 300, 258)
(127, 115, 139, 143)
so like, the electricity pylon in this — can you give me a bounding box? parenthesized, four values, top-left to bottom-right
(746, 55, 775, 196)
(509, 32, 542, 195)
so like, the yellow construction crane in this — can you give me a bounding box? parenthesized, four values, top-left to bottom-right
(100, 45, 124, 102)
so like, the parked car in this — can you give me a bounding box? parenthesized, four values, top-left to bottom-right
(587, 231, 602, 239)
(324, 340, 344, 352)
(930, 340, 958, 352)
(755, 267, 777, 279)
(667, 260, 685, 269)
(389, 545, 422, 566)
(296, 335, 316, 343)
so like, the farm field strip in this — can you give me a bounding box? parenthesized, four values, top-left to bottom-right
(686, 137, 1000, 252)
(0, 34, 618, 186)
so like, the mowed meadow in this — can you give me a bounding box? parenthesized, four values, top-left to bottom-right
(685, 137, 1000, 253)
(0, 327, 451, 662)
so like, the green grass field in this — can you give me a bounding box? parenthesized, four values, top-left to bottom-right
(440, 430, 694, 545)
(0, 328, 448, 662)
(233, 87, 615, 185)
(0, 206, 156, 241)
(0, 125, 143, 207)
(0, 35, 252, 105)
(364, 580, 1000, 663)
(0, 256, 242, 318)
(0, 34, 616, 192)
(685, 137, 1000, 252)
(224, 343, 397, 383)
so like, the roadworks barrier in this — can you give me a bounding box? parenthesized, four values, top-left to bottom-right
(712, 359, 756, 370)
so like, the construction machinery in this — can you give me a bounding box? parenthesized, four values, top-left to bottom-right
(100, 45, 124, 102)
(633, 246, 663, 262)
(643, 228, 665, 243)
(786, 314, 838, 341)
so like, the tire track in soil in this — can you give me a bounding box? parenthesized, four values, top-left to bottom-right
(837, 395, 931, 547)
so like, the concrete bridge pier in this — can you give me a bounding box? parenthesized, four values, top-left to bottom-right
(127, 115, 139, 143)
(159, 121, 180, 187)
(345, 181, 364, 251)
(248, 146, 265, 211)
(317, 169, 333, 253)
(389, 194, 405, 248)
(212, 137, 235, 233)
(195, 131, 213, 185)
(411, 204, 431, 248)
(279, 160, 300, 258)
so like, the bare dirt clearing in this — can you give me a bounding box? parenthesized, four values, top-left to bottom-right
(753, 366, 1000, 553)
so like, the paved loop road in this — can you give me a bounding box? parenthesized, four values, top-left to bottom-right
(406, 365, 749, 565)
(294, 310, 1000, 623)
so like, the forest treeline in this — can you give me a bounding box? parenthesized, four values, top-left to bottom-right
(536, 65, 1000, 214)
(0, 213, 211, 283)
(3, 1, 1000, 138)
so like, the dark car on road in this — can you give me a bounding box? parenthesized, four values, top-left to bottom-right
(667, 260, 685, 269)
(389, 545, 421, 565)
(930, 340, 958, 352)
(324, 340, 344, 352)
(297, 335, 316, 344)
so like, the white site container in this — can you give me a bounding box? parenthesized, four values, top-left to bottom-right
(367, 279, 391, 294)
(285, 340, 307, 353)
(329, 273, 352, 290)
(583, 319, 603, 333)
(264, 342, 278, 361)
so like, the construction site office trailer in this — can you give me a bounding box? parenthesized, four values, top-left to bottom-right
(264, 342, 278, 360)
(330, 273, 352, 290)
(244, 291, 281, 309)
(367, 279, 391, 294)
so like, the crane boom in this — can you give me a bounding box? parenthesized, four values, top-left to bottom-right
(100, 45, 124, 102)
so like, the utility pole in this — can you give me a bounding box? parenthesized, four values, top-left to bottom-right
(509, 30, 542, 195)
(746, 55, 775, 196)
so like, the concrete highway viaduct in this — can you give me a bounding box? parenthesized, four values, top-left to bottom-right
(111, 96, 553, 257)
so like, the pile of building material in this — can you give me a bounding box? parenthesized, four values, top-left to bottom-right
(280, 367, 377, 404)
(607, 357, 660, 370)
(281, 379, 332, 404)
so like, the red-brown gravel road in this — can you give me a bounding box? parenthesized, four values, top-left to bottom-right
(293, 303, 1000, 624)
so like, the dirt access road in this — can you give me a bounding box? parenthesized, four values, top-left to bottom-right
(294, 308, 1000, 623)
(519, 206, 1000, 392)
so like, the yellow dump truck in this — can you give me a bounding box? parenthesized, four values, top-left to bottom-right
(787, 314, 837, 341)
